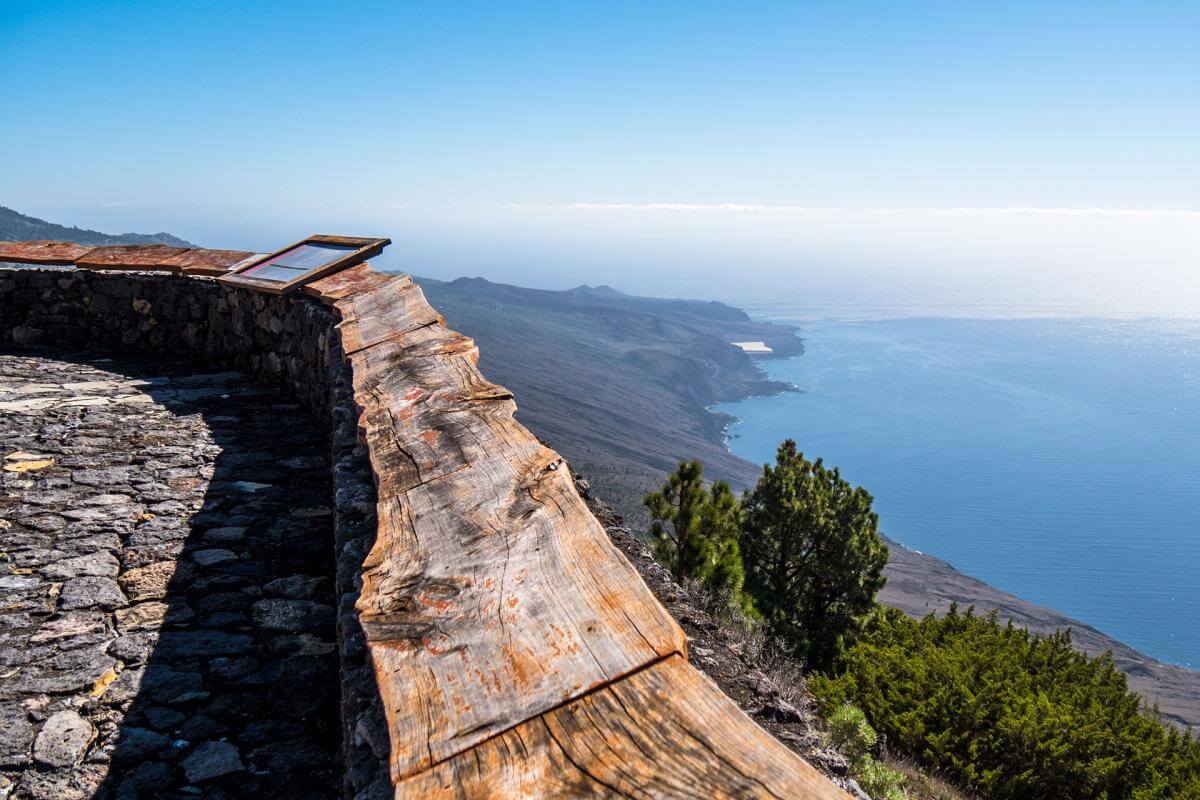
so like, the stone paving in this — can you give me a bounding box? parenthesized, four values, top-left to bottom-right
(0, 352, 340, 799)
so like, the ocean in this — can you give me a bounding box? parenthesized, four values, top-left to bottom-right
(716, 316, 1200, 670)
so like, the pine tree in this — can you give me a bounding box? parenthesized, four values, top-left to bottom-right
(701, 480, 752, 612)
(643, 461, 748, 611)
(740, 439, 888, 670)
(644, 460, 710, 579)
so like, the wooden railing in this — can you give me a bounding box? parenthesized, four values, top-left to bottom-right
(0, 240, 848, 799)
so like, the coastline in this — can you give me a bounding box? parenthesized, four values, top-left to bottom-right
(415, 274, 1200, 728)
(881, 536, 1200, 728)
(720, 321, 1200, 729)
(417, 275, 808, 528)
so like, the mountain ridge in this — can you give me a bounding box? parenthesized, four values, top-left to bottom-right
(0, 206, 196, 248)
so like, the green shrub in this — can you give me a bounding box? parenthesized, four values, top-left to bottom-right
(856, 758, 908, 800)
(827, 703, 877, 764)
(644, 460, 751, 614)
(825, 704, 909, 799)
(811, 606, 1200, 799)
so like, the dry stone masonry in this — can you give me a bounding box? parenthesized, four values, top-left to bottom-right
(0, 354, 339, 799)
(0, 252, 847, 799)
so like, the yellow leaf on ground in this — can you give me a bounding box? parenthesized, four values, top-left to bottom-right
(90, 668, 119, 697)
(3, 459, 53, 472)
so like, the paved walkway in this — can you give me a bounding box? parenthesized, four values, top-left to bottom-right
(0, 353, 340, 800)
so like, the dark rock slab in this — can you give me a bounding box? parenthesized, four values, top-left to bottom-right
(180, 740, 244, 782)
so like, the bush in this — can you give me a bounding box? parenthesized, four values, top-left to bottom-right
(826, 703, 909, 799)
(811, 606, 1200, 799)
(827, 704, 877, 763)
(644, 461, 751, 613)
(856, 758, 909, 800)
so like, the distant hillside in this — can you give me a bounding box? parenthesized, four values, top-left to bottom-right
(419, 275, 803, 530)
(418, 274, 1200, 730)
(0, 206, 196, 248)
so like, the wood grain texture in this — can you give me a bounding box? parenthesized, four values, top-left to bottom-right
(301, 266, 847, 796)
(342, 291, 688, 778)
(332, 273, 444, 354)
(346, 329, 529, 500)
(303, 262, 396, 301)
(396, 655, 849, 799)
(0, 240, 94, 264)
(75, 244, 189, 272)
(161, 247, 255, 276)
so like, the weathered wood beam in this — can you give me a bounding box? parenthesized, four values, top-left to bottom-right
(396, 655, 848, 799)
(0, 240, 253, 275)
(334, 280, 688, 779)
(333, 274, 445, 355)
(297, 266, 848, 796)
(0, 240, 94, 264)
(75, 244, 190, 272)
(161, 248, 255, 276)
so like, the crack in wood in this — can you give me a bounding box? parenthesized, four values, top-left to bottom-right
(307, 267, 847, 797)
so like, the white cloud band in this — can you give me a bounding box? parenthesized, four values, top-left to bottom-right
(507, 203, 1200, 218)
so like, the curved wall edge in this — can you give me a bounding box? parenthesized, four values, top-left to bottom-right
(0, 259, 847, 800)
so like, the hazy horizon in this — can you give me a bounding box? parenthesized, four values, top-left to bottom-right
(6, 1, 1198, 318)
(14, 200, 1200, 320)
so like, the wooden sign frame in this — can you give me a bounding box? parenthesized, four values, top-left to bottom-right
(217, 234, 390, 294)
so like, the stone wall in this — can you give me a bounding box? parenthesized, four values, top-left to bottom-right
(0, 266, 389, 798)
(0, 269, 334, 420)
(0, 260, 847, 799)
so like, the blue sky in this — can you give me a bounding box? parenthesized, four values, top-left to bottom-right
(3, 1, 1198, 313)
